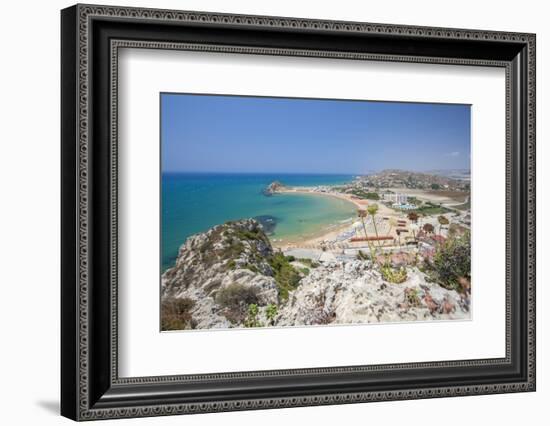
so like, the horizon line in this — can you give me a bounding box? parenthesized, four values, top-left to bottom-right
(162, 169, 470, 175)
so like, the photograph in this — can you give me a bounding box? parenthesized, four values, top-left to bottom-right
(58, 3, 536, 420)
(160, 94, 472, 331)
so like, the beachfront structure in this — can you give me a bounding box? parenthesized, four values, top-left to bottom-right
(382, 193, 417, 210)
(393, 203, 417, 210)
(383, 192, 408, 204)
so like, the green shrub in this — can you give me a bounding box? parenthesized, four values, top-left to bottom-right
(381, 266, 408, 284)
(232, 227, 269, 245)
(268, 252, 302, 300)
(266, 304, 278, 325)
(216, 283, 261, 324)
(426, 232, 471, 292)
(348, 189, 380, 200)
(296, 258, 320, 268)
(219, 238, 245, 259)
(404, 288, 421, 307)
(244, 304, 262, 328)
(216, 283, 260, 309)
(245, 264, 260, 273)
(365, 192, 380, 200)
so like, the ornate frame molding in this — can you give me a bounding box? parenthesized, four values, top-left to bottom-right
(61, 4, 536, 421)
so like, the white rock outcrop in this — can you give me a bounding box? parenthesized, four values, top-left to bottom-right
(162, 219, 470, 330)
(162, 219, 279, 329)
(275, 261, 469, 326)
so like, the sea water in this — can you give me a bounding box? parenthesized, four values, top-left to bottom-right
(161, 173, 356, 271)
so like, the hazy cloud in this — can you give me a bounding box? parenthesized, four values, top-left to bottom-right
(446, 151, 460, 157)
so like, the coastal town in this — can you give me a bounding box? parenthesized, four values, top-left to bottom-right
(265, 169, 471, 265)
(159, 94, 472, 330)
(161, 169, 471, 330)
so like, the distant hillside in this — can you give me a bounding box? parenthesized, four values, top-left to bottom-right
(359, 169, 469, 191)
(425, 169, 471, 182)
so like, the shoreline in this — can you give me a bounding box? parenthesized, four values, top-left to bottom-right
(270, 186, 400, 251)
(274, 187, 368, 209)
(270, 219, 354, 250)
(270, 187, 360, 250)
(163, 181, 470, 268)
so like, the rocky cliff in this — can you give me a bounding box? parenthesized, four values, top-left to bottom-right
(161, 219, 280, 329)
(276, 261, 468, 326)
(161, 219, 470, 330)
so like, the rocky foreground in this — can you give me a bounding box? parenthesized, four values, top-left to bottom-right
(161, 219, 470, 330)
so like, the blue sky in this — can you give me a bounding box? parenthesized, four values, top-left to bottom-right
(161, 93, 470, 174)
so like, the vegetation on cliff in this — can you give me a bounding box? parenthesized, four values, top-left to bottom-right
(161, 219, 304, 329)
(423, 231, 471, 293)
(161, 218, 471, 330)
(268, 252, 302, 300)
(161, 297, 195, 331)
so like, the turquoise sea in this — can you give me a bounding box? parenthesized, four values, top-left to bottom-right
(161, 173, 356, 271)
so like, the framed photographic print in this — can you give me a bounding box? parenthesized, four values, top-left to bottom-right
(61, 4, 536, 421)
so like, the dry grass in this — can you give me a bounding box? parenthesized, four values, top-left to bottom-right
(426, 190, 469, 202)
(161, 297, 195, 331)
(216, 283, 260, 324)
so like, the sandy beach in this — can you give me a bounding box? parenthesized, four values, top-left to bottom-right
(270, 187, 403, 251)
(276, 187, 368, 209)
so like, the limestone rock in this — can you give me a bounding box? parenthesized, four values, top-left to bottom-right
(275, 261, 469, 326)
(162, 219, 470, 331)
(161, 219, 279, 329)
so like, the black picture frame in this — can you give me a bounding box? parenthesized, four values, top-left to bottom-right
(61, 4, 536, 421)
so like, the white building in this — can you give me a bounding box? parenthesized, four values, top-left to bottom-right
(383, 193, 408, 204)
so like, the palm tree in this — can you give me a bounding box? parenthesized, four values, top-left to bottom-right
(407, 211, 419, 223)
(423, 223, 434, 235)
(410, 223, 419, 243)
(357, 209, 368, 239)
(387, 217, 398, 248)
(388, 217, 397, 235)
(357, 209, 377, 265)
(367, 203, 380, 246)
(437, 215, 449, 236)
